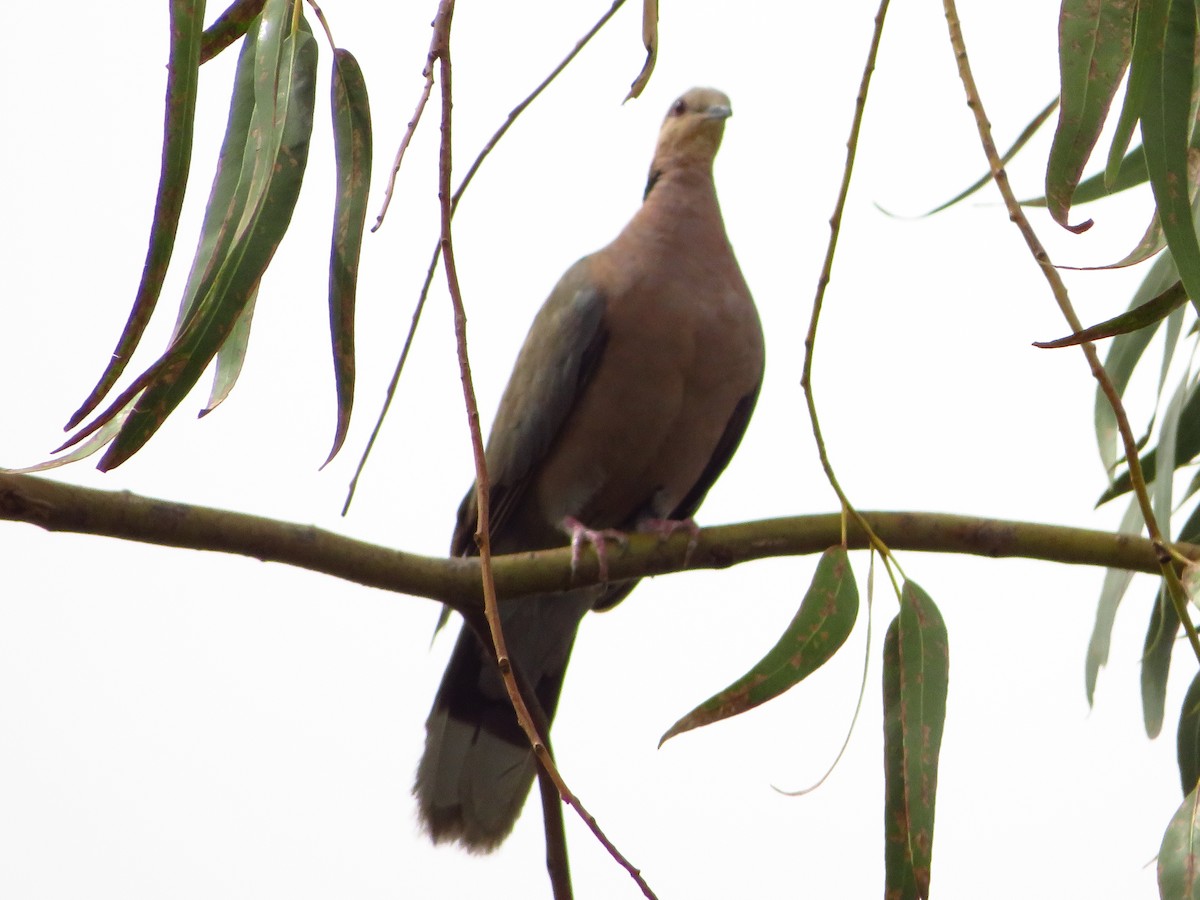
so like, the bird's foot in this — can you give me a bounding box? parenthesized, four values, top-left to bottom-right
(561, 516, 627, 582)
(637, 517, 701, 567)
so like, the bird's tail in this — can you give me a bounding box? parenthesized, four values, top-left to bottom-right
(414, 590, 596, 852)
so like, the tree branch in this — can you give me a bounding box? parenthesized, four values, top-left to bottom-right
(0, 473, 1183, 612)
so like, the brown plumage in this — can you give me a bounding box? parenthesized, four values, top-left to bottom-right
(414, 87, 765, 851)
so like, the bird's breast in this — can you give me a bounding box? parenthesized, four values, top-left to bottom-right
(532, 255, 763, 530)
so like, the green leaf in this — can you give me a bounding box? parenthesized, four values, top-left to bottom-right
(1139, 0, 1200, 319)
(1046, 0, 1136, 231)
(1106, 0, 1160, 184)
(1141, 479, 1200, 739)
(1159, 784, 1200, 897)
(659, 546, 859, 745)
(202, 286, 259, 415)
(175, 21, 261, 336)
(908, 98, 1058, 217)
(883, 581, 949, 900)
(1155, 370, 1192, 535)
(1143, 583, 1182, 737)
(1095, 251, 1181, 475)
(324, 48, 373, 466)
(1178, 670, 1200, 795)
(200, 0, 266, 64)
(1024, 140, 1149, 209)
(1100, 373, 1200, 504)
(85, 3, 318, 470)
(1086, 497, 1145, 703)
(66, 0, 204, 430)
(1034, 280, 1187, 348)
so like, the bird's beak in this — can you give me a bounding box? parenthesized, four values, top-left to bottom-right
(706, 105, 732, 120)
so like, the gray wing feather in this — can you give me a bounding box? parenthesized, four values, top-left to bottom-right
(451, 259, 607, 556)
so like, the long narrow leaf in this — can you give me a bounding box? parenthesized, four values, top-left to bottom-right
(1107, 0, 1163, 184)
(1140, 486, 1200, 735)
(659, 547, 859, 745)
(1142, 584, 1182, 737)
(1100, 375, 1200, 503)
(200, 0, 267, 63)
(1046, 0, 1135, 231)
(883, 618, 919, 900)
(202, 286, 259, 415)
(1159, 784, 1200, 897)
(1179, 672, 1200, 794)
(1140, 0, 1200, 318)
(1025, 140, 1148, 209)
(1154, 369, 1191, 534)
(66, 0, 204, 429)
(1086, 497, 1145, 703)
(901, 98, 1058, 218)
(1034, 280, 1187, 347)
(177, 26, 261, 336)
(1095, 250, 1180, 474)
(97, 4, 318, 469)
(325, 48, 372, 466)
(882, 581, 949, 900)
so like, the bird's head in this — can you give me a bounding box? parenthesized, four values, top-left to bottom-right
(646, 87, 732, 196)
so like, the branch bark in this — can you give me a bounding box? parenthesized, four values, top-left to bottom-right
(0, 472, 1182, 613)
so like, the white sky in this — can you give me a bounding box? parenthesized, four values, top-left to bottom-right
(0, 2, 1185, 898)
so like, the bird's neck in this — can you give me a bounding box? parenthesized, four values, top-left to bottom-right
(637, 164, 726, 249)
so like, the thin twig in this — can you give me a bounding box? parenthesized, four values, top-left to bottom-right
(940, 0, 1200, 663)
(371, 36, 438, 232)
(342, 0, 627, 515)
(800, 0, 903, 596)
(430, 6, 655, 897)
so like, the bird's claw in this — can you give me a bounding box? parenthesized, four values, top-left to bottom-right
(638, 517, 701, 567)
(561, 516, 627, 582)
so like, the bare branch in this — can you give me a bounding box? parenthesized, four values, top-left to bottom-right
(0, 473, 1182, 611)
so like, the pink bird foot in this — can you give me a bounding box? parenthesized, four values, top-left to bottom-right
(638, 517, 701, 566)
(561, 516, 628, 582)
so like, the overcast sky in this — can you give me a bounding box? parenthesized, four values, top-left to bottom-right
(0, 2, 1184, 898)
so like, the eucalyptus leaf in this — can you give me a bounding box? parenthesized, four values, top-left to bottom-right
(659, 546, 859, 745)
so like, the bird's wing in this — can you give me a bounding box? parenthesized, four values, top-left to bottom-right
(671, 375, 763, 520)
(451, 258, 608, 557)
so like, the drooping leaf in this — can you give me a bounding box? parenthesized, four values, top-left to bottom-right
(1087, 497, 1145, 704)
(324, 48, 373, 466)
(1095, 250, 1182, 476)
(883, 618, 919, 900)
(66, 0, 204, 430)
(1046, 0, 1135, 231)
(4, 411, 136, 474)
(1140, 474, 1200, 736)
(1177, 670, 1200, 794)
(626, 0, 657, 100)
(912, 98, 1058, 217)
(1140, 0, 1200, 319)
(200, 0, 267, 63)
(175, 21, 262, 335)
(882, 581, 949, 900)
(74, 3, 319, 470)
(1106, 0, 1160, 184)
(201, 286, 259, 415)
(1154, 371, 1192, 536)
(1100, 374, 1200, 504)
(1159, 784, 1200, 898)
(1143, 583, 1182, 737)
(1024, 139, 1148, 210)
(1034, 280, 1187, 347)
(659, 546, 859, 745)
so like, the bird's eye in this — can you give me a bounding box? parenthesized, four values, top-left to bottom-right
(669, 98, 687, 117)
